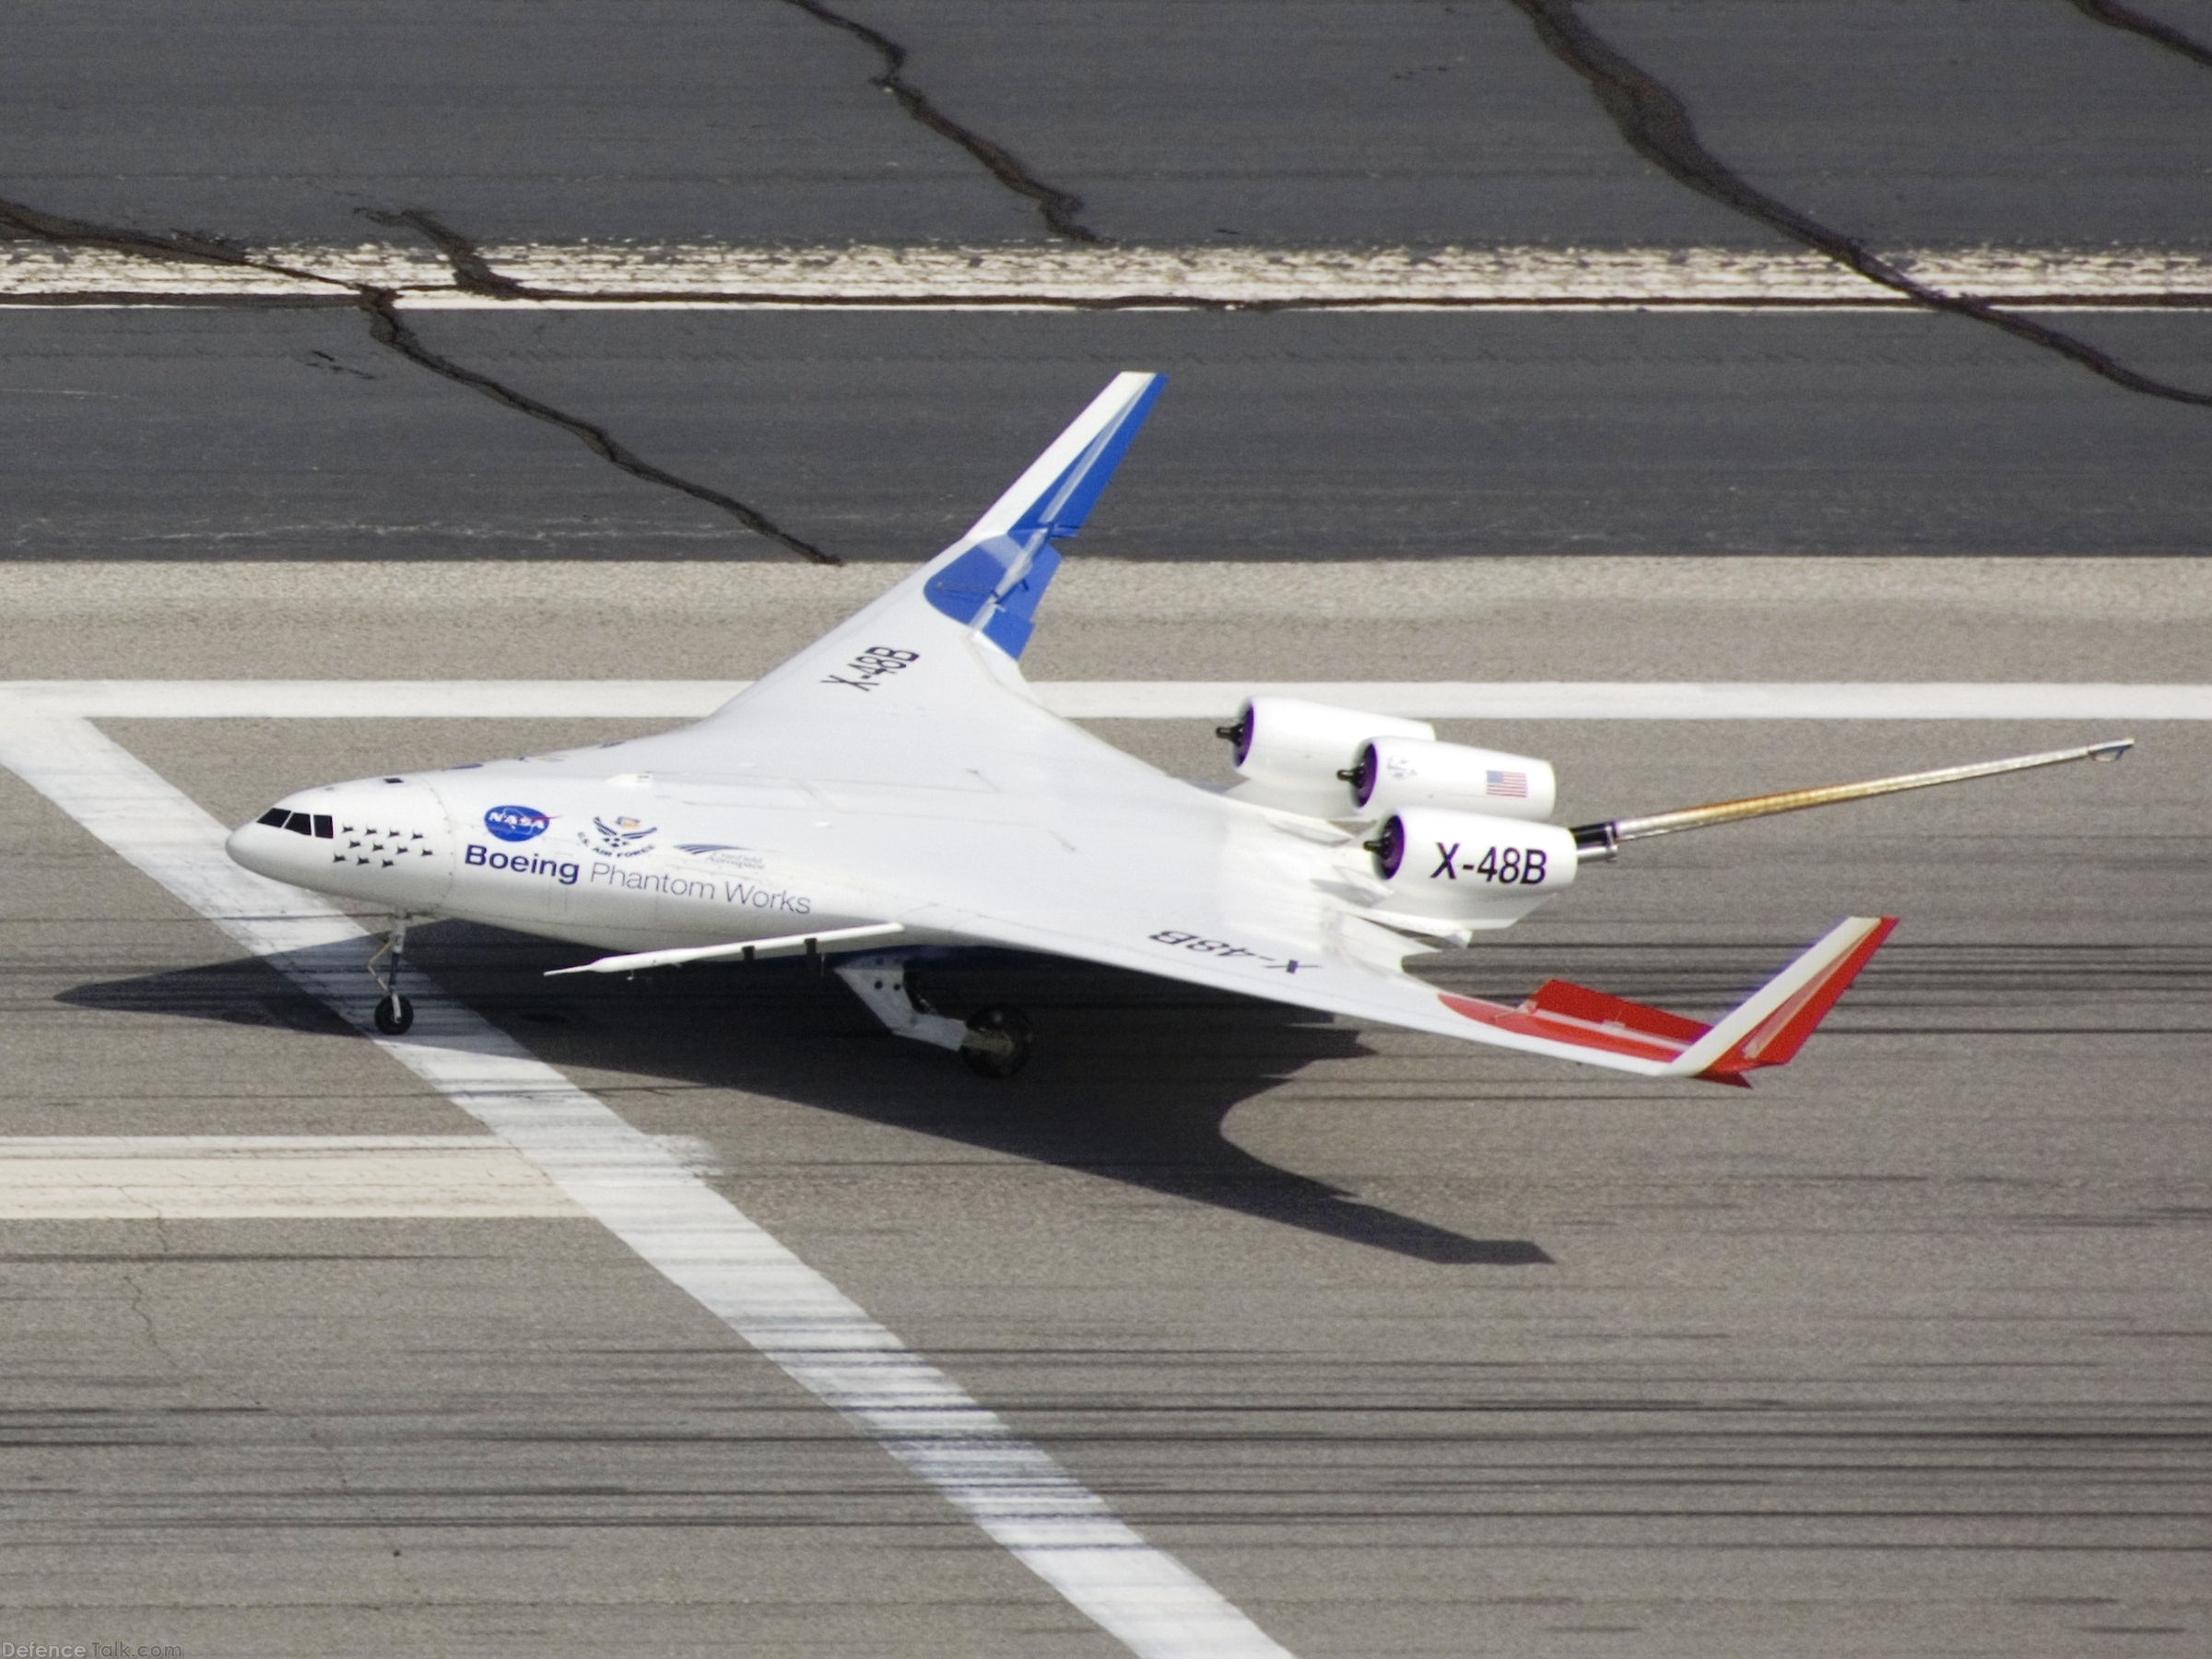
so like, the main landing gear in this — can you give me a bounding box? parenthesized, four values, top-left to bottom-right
(367, 922, 415, 1035)
(832, 953, 1032, 1078)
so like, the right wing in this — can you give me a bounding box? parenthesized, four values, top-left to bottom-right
(595, 372, 1167, 794)
(737, 367, 1165, 682)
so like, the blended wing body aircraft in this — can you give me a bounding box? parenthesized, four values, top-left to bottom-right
(229, 374, 2128, 1080)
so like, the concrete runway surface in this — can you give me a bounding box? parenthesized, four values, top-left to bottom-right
(0, 561, 2206, 1657)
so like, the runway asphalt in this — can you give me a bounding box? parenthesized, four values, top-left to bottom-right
(5, 2, 2210, 1653)
(2, 561, 2207, 1657)
(8, 0, 2211, 248)
(6, 308, 2212, 561)
(7, 4, 2212, 565)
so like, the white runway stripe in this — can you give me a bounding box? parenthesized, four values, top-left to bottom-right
(1033, 682, 2212, 722)
(0, 715, 1294, 1659)
(4, 679, 2206, 722)
(5, 242, 2210, 309)
(0, 1135, 582, 1218)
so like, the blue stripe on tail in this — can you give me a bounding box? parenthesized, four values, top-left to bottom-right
(980, 545, 1061, 657)
(1010, 374, 1166, 544)
(923, 374, 1165, 658)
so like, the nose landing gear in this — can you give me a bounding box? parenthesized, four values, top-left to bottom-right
(367, 922, 416, 1035)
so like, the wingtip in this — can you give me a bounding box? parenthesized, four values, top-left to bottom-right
(1695, 914, 1896, 1081)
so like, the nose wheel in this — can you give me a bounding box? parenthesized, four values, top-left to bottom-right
(367, 921, 416, 1034)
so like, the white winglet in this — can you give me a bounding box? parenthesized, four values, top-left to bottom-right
(1663, 916, 1897, 1079)
(962, 371, 1167, 545)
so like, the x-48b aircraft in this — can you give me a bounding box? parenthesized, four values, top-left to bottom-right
(229, 374, 2130, 1080)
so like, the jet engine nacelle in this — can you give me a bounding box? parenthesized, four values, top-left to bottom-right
(1367, 806, 1579, 927)
(1219, 696, 1434, 816)
(1344, 735, 1557, 822)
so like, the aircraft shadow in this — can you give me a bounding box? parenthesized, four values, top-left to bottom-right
(61, 923, 1551, 1267)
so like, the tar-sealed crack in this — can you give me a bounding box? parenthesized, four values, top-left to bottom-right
(2065, 0, 2212, 71)
(1502, 0, 2212, 408)
(0, 193, 839, 561)
(367, 207, 536, 300)
(359, 289, 836, 561)
(777, 0, 1103, 242)
(0, 194, 335, 287)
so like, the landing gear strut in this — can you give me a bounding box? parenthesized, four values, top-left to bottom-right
(367, 922, 415, 1035)
(832, 953, 1032, 1078)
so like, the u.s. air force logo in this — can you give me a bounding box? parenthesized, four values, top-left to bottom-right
(579, 814, 657, 858)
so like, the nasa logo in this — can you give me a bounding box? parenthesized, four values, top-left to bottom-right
(483, 804, 551, 842)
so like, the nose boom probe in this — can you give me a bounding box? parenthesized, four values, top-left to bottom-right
(1571, 738, 2133, 860)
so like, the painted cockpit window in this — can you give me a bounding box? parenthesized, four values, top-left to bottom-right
(257, 807, 334, 839)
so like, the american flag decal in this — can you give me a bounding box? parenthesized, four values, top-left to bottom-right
(1486, 770, 1529, 798)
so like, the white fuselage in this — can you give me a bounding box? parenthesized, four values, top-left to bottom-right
(224, 709, 1579, 968)
(228, 761, 907, 955)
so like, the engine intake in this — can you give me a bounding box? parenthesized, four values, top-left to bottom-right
(1365, 806, 1579, 926)
(1342, 735, 1556, 822)
(1217, 696, 1434, 817)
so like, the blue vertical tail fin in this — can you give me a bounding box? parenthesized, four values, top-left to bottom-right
(920, 372, 1165, 659)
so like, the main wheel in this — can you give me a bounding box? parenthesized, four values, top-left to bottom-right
(959, 1006, 1032, 1078)
(373, 992, 415, 1035)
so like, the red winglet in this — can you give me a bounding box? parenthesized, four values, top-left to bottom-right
(1440, 918, 1896, 1086)
(1697, 916, 1897, 1081)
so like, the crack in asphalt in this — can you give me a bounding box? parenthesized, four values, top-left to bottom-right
(775, 0, 1104, 242)
(0, 195, 335, 286)
(2064, 0, 2212, 71)
(0, 194, 839, 562)
(357, 288, 837, 562)
(1502, 0, 2212, 408)
(366, 207, 536, 300)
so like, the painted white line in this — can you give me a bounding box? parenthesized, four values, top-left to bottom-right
(0, 1135, 508, 1152)
(39, 300, 2208, 316)
(0, 714, 1294, 1659)
(1034, 682, 2212, 722)
(0, 679, 748, 719)
(4, 680, 2207, 722)
(5, 242, 2211, 307)
(0, 1135, 582, 1218)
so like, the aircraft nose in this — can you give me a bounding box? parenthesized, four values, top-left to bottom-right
(226, 796, 331, 884)
(224, 818, 275, 879)
(229, 778, 458, 906)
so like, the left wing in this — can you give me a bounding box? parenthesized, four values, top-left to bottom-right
(939, 903, 1895, 1085)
